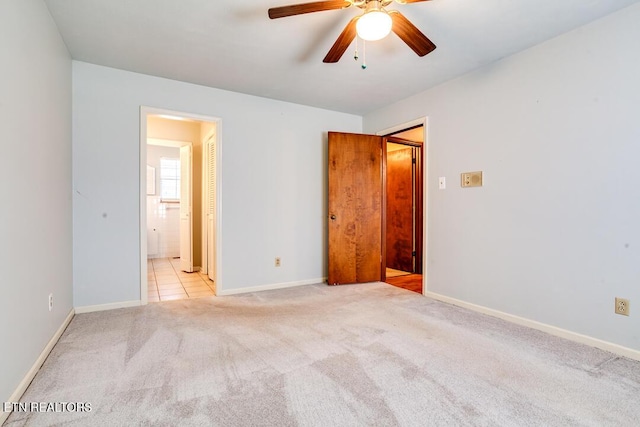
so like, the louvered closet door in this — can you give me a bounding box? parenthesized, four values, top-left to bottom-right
(207, 137, 216, 282)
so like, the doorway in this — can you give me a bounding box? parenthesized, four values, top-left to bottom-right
(383, 126, 424, 294)
(139, 107, 222, 304)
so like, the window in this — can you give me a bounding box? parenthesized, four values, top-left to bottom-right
(160, 157, 180, 201)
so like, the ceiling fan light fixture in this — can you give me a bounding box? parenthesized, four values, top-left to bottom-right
(356, 3, 392, 41)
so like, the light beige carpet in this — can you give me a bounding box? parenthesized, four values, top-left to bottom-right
(5, 282, 640, 426)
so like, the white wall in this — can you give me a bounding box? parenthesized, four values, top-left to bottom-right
(364, 4, 640, 351)
(72, 62, 362, 306)
(0, 0, 72, 404)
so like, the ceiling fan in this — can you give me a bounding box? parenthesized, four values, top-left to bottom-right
(268, 0, 436, 64)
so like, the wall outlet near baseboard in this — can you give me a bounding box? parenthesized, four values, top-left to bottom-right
(275, 257, 281, 267)
(48, 293, 53, 312)
(615, 297, 629, 316)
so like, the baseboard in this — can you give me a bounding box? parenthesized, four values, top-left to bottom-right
(74, 300, 141, 314)
(426, 291, 640, 362)
(217, 277, 326, 296)
(2, 308, 75, 425)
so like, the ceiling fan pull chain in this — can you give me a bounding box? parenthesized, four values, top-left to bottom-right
(361, 40, 367, 69)
(354, 36, 359, 61)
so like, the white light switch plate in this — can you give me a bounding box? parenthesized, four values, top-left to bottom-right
(439, 177, 446, 189)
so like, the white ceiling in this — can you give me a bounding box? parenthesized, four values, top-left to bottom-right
(44, 0, 639, 115)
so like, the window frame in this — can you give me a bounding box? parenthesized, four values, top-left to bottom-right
(159, 156, 181, 203)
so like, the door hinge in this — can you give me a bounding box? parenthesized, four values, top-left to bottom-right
(412, 251, 416, 257)
(412, 157, 416, 164)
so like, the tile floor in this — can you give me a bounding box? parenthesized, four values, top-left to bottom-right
(147, 257, 216, 302)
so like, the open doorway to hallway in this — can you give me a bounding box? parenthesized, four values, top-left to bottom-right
(140, 108, 222, 304)
(383, 125, 425, 294)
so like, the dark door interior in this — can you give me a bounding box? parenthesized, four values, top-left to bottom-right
(386, 146, 415, 272)
(385, 135, 423, 276)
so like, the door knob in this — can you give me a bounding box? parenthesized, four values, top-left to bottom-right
(330, 214, 336, 220)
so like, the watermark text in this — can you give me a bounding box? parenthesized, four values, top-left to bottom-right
(3, 402, 91, 413)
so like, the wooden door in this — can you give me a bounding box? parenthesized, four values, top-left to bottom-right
(386, 146, 415, 272)
(328, 132, 383, 285)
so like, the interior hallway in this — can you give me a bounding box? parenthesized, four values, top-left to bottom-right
(147, 257, 215, 302)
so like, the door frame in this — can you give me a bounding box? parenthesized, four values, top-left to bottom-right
(376, 117, 429, 296)
(139, 106, 223, 304)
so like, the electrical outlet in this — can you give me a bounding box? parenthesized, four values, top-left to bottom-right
(48, 293, 53, 312)
(275, 257, 281, 267)
(615, 297, 629, 316)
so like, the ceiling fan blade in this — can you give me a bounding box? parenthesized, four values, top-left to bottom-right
(389, 10, 436, 57)
(268, 1, 352, 19)
(323, 16, 358, 63)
